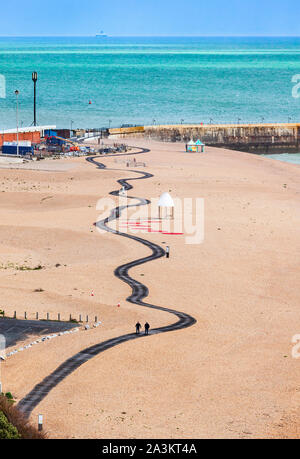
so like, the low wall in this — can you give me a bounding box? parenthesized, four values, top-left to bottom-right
(117, 123, 300, 154)
(109, 126, 145, 138)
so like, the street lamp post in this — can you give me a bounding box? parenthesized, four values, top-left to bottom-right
(32, 72, 38, 127)
(15, 90, 19, 157)
(70, 120, 74, 135)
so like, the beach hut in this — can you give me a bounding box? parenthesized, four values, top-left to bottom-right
(186, 139, 205, 153)
(158, 192, 175, 219)
(186, 139, 196, 152)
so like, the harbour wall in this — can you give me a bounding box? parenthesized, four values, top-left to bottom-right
(109, 123, 300, 154)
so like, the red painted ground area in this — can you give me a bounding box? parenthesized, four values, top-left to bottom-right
(119, 220, 184, 235)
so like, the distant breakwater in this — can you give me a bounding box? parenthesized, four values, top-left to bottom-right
(109, 123, 300, 154)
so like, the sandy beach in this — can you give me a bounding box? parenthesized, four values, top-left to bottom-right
(1, 139, 300, 439)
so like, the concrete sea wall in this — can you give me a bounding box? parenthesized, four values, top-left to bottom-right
(109, 123, 300, 154)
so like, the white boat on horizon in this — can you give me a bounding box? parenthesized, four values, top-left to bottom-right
(96, 30, 108, 38)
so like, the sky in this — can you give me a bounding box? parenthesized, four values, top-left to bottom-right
(1, 0, 300, 36)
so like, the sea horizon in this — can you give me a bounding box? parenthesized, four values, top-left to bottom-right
(0, 34, 300, 37)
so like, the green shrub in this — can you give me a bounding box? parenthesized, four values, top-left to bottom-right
(0, 411, 21, 439)
(0, 395, 46, 439)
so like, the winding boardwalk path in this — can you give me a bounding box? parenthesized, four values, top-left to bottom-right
(18, 147, 196, 418)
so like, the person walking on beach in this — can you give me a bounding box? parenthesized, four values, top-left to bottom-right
(136, 322, 141, 335)
(166, 246, 170, 259)
(145, 322, 150, 335)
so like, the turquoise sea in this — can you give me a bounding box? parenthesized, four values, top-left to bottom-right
(0, 36, 299, 129)
(263, 153, 300, 165)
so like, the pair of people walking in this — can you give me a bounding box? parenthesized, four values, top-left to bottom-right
(136, 322, 150, 335)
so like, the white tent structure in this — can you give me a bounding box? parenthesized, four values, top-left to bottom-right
(158, 192, 175, 219)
